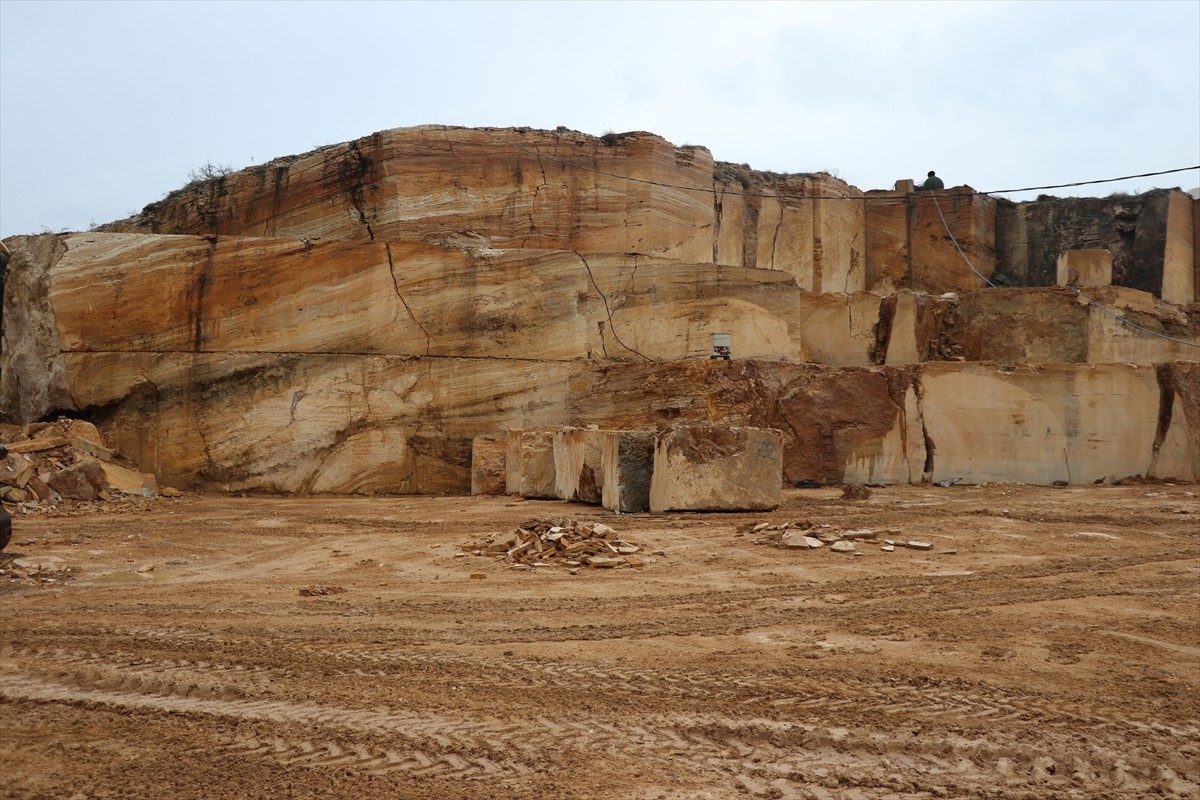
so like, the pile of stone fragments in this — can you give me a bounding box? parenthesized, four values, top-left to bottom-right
(743, 520, 937, 554)
(0, 418, 174, 510)
(464, 517, 645, 571)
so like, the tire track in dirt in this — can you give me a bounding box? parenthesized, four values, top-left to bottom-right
(7, 644, 1199, 743)
(4, 671, 1190, 799)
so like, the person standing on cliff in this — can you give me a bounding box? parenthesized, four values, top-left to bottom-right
(917, 170, 945, 190)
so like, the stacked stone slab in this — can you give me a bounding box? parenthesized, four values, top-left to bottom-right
(649, 426, 783, 512)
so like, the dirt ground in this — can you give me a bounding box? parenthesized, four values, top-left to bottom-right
(1, 484, 1197, 800)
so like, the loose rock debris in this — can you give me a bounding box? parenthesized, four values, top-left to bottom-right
(841, 483, 872, 500)
(463, 517, 645, 570)
(298, 585, 348, 596)
(742, 521, 937, 553)
(1, 418, 183, 515)
(1, 554, 78, 586)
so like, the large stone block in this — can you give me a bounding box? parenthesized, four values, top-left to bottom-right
(1057, 250, 1112, 287)
(946, 288, 1199, 365)
(67, 354, 571, 493)
(584, 259, 803, 362)
(711, 173, 866, 293)
(553, 427, 607, 503)
(920, 362, 1196, 484)
(506, 428, 557, 499)
(908, 189, 997, 292)
(775, 366, 922, 486)
(601, 430, 656, 513)
(470, 435, 506, 496)
(796, 292, 882, 366)
(1162, 190, 1196, 304)
(649, 425, 782, 512)
(105, 127, 717, 262)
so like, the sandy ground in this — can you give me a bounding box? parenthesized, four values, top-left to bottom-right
(1, 484, 1198, 800)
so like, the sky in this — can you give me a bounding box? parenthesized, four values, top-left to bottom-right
(1, 0, 1198, 238)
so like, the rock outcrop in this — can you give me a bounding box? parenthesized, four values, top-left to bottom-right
(2, 125, 1197, 493)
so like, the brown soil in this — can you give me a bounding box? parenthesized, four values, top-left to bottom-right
(2, 485, 1198, 800)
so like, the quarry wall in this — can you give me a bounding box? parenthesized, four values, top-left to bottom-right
(2, 126, 1198, 492)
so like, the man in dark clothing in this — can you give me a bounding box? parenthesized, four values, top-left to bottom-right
(918, 170, 945, 190)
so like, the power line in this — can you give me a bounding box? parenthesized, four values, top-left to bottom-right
(481, 130, 1197, 203)
(483, 130, 1199, 350)
(932, 197, 1200, 349)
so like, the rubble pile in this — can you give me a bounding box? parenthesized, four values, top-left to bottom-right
(464, 517, 644, 570)
(1, 419, 175, 511)
(743, 521, 935, 554)
(0, 555, 77, 586)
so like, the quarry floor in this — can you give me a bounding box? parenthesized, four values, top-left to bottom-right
(1, 484, 1198, 800)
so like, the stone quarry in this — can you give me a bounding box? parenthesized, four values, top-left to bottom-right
(1, 125, 1197, 496)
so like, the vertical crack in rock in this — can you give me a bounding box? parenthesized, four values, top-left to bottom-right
(574, 251, 649, 362)
(812, 199, 825, 294)
(192, 237, 217, 352)
(914, 371, 935, 479)
(769, 202, 784, 270)
(712, 185, 723, 263)
(524, 144, 550, 247)
(385, 244, 432, 355)
(743, 194, 759, 269)
(873, 295, 898, 365)
(1148, 364, 1177, 478)
(345, 141, 375, 241)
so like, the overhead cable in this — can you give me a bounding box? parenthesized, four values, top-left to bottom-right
(932, 198, 1200, 349)
(481, 130, 1198, 203)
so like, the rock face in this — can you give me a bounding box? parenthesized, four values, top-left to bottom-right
(649, 426, 783, 512)
(2, 125, 1197, 494)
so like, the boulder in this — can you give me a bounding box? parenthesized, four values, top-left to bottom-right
(47, 458, 109, 500)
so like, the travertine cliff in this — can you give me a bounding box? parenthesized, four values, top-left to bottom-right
(2, 125, 1198, 492)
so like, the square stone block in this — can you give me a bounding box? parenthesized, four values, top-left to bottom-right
(505, 428, 557, 499)
(649, 425, 783, 512)
(470, 435, 506, 496)
(1057, 249, 1112, 288)
(553, 428, 608, 503)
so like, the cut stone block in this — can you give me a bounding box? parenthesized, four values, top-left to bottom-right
(1057, 250, 1112, 288)
(920, 362, 1197, 485)
(1162, 190, 1196, 304)
(505, 428, 557, 499)
(470, 435, 506, 496)
(601, 430, 656, 513)
(649, 425, 783, 512)
(96, 460, 158, 496)
(553, 428, 607, 503)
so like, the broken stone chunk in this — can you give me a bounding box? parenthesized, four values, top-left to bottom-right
(905, 540, 933, 551)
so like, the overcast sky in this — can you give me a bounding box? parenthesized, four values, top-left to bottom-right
(1, 0, 1197, 239)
